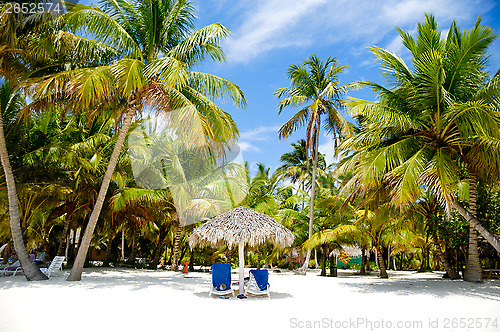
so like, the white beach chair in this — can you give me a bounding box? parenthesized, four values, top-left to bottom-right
(40, 256, 65, 277)
(244, 269, 270, 298)
(209, 264, 234, 298)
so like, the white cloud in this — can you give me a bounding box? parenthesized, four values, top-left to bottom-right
(385, 35, 405, 54)
(238, 141, 261, 153)
(238, 125, 281, 153)
(223, 0, 490, 63)
(239, 125, 281, 140)
(224, 0, 327, 62)
(318, 133, 340, 167)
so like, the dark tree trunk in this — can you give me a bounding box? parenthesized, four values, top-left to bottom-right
(360, 246, 367, 274)
(435, 243, 460, 280)
(377, 247, 388, 278)
(56, 223, 70, 257)
(128, 231, 138, 262)
(178, 245, 188, 264)
(188, 249, 194, 272)
(320, 245, 328, 276)
(103, 234, 115, 267)
(151, 228, 167, 268)
(419, 247, 429, 272)
(171, 225, 182, 271)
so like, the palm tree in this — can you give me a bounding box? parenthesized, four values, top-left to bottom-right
(278, 139, 327, 211)
(339, 15, 500, 282)
(0, 1, 76, 281)
(275, 54, 351, 273)
(32, 0, 246, 280)
(0, 81, 48, 280)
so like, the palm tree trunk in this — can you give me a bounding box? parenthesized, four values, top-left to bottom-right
(464, 170, 482, 282)
(0, 112, 47, 281)
(314, 249, 319, 269)
(320, 245, 327, 276)
(56, 223, 70, 256)
(171, 224, 182, 271)
(151, 228, 166, 268)
(360, 246, 367, 274)
(451, 200, 500, 254)
(188, 249, 194, 272)
(376, 247, 388, 278)
(103, 234, 114, 267)
(128, 231, 137, 262)
(67, 93, 139, 281)
(434, 243, 460, 279)
(298, 125, 319, 274)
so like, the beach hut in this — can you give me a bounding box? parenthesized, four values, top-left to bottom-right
(189, 206, 294, 295)
(330, 245, 364, 268)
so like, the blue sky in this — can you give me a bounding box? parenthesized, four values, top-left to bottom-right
(81, 0, 500, 174)
(190, 0, 500, 174)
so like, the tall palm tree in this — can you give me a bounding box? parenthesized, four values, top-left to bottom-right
(275, 54, 351, 273)
(32, 0, 246, 280)
(278, 139, 327, 211)
(0, 81, 49, 280)
(0, 1, 72, 281)
(339, 14, 500, 282)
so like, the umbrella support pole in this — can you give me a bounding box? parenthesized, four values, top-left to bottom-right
(239, 241, 244, 295)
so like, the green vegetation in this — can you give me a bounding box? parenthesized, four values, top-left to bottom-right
(0, 2, 499, 284)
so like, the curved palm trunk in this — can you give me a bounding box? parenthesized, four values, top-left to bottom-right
(376, 247, 388, 278)
(464, 171, 482, 282)
(67, 93, 139, 281)
(171, 224, 182, 271)
(434, 243, 460, 279)
(298, 126, 319, 274)
(0, 112, 47, 280)
(451, 200, 500, 255)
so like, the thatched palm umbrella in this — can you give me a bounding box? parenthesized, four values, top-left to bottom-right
(189, 206, 294, 295)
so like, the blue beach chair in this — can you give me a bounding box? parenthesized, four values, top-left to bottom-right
(245, 269, 270, 298)
(209, 264, 234, 297)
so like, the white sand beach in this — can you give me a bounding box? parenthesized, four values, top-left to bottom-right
(1, 269, 499, 332)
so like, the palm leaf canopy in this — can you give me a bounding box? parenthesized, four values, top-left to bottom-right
(189, 206, 294, 249)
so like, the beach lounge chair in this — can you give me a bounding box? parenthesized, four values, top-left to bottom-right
(1, 260, 22, 276)
(209, 264, 234, 297)
(245, 269, 270, 297)
(34, 252, 47, 265)
(40, 256, 65, 277)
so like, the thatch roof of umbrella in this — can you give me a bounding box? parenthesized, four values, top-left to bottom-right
(189, 206, 294, 249)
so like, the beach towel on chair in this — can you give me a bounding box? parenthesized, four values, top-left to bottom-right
(250, 269, 269, 291)
(212, 264, 231, 291)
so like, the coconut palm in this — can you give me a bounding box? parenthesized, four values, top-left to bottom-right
(275, 54, 351, 273)
(31, 0, 246, 280)
(0, 81, 49, 280)
(339, 15, 500, 282)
